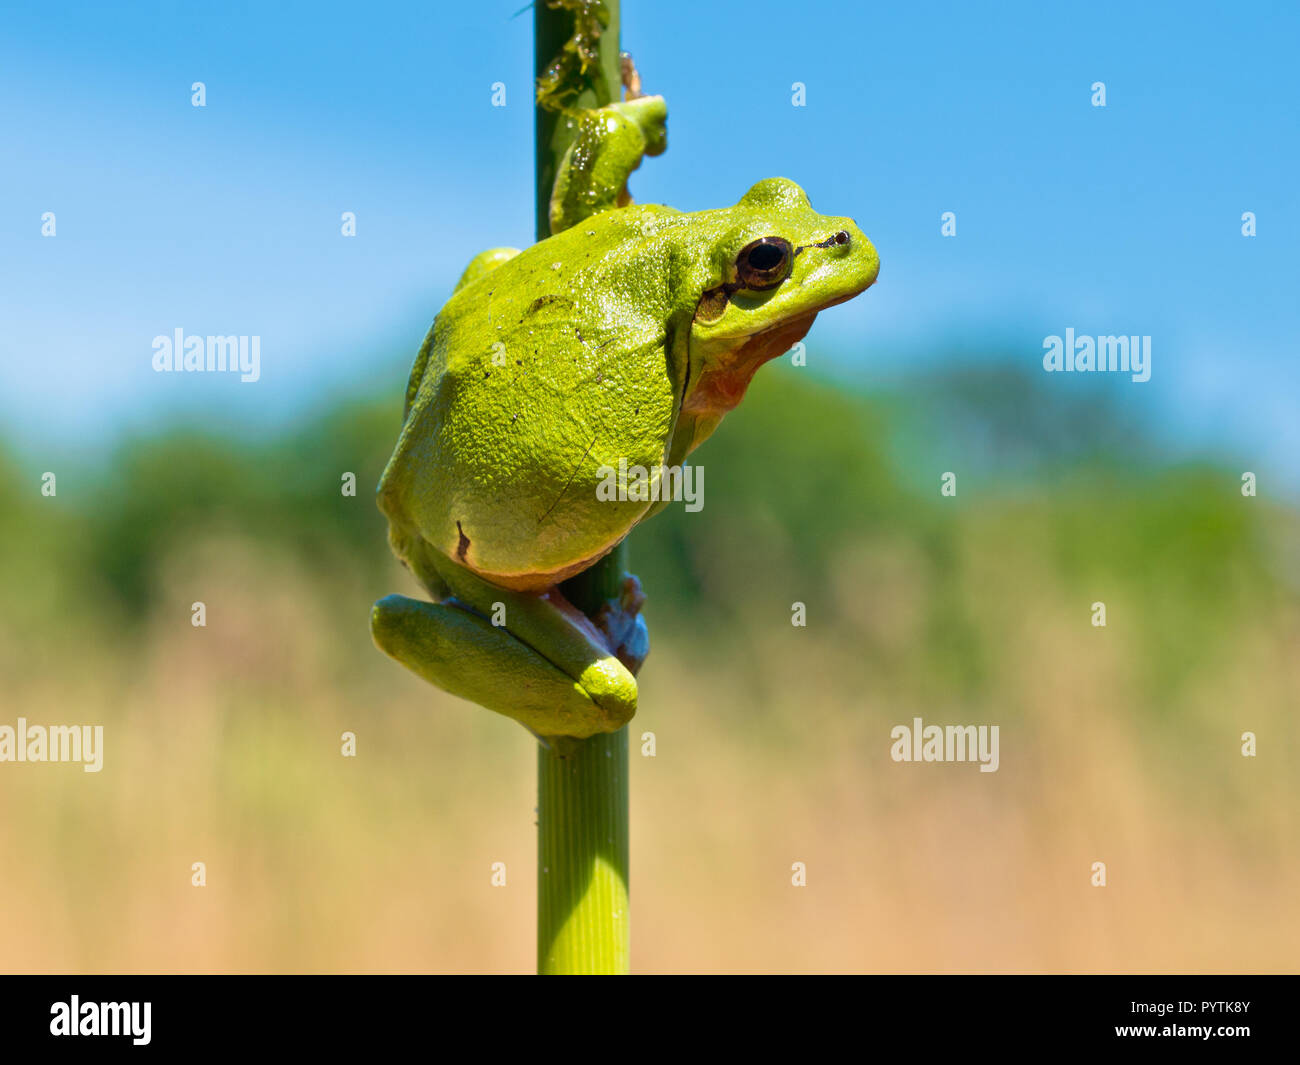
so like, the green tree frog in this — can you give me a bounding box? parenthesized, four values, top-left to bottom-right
(371, 94, 879, 743)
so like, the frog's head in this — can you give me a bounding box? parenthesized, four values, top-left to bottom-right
(681, 177, 879, 419)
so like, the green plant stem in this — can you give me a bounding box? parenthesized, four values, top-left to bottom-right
(535, 0, 630, 975)
(533, 1, 621, 238)
(537, 733, 629, 973)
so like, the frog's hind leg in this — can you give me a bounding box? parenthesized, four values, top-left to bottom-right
(371, 555, 638, 741)
(371, 593, 627, 741)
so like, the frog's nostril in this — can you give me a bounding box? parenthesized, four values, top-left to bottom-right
(800, 230, 853, 255)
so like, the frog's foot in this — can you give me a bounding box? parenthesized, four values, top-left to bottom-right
(590, 573, 650, 675)
(371, 585, 637, 742)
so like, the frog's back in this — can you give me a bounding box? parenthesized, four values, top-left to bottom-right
(380, 211, 685, 592)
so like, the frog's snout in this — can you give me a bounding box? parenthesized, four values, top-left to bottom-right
(832, 219, 880, 292)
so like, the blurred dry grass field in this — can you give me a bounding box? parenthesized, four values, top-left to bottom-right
(2, 476, 1295, 973)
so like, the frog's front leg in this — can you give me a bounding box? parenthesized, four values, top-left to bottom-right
(549, 94, 667, 234)
(371, 561, 641, 741)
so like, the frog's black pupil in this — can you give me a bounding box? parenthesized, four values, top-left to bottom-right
(748, 243, 785, 271)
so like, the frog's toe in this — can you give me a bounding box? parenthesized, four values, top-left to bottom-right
(574, 654, 638, 731)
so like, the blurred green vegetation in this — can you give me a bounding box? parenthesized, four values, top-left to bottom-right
(2, 356, 1294, 722)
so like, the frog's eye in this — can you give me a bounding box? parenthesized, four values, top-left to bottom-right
(735, 237, 793, 290)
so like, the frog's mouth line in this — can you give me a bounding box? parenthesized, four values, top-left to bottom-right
(684, 278, 868, 417)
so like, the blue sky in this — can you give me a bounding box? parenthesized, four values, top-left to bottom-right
(1, 0, 1296, 485)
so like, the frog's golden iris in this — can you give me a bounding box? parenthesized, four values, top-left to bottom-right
(735, 236, 794, 289)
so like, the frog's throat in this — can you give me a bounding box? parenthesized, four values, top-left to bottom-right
(682, 311, 818, 416)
